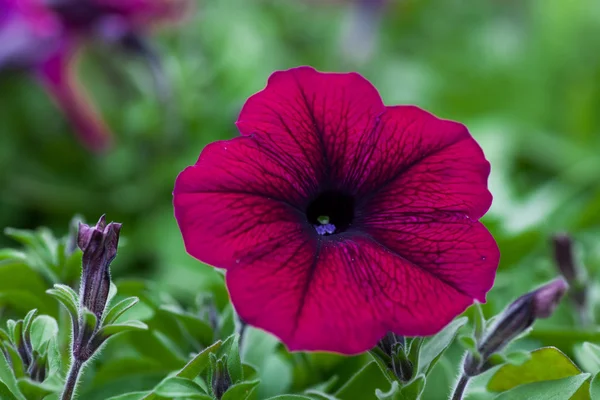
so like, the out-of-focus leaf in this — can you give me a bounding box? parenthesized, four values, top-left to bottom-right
(494, 374, 590, 400)
(158, 305, 214, 347)
(574, 342, 600, 373)
(488, 347, 590, 400)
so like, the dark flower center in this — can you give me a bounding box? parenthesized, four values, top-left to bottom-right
(306, 191, 355, 236)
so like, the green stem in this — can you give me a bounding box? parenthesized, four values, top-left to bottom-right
(61, 358, 83, 400)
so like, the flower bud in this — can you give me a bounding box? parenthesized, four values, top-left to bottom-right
(465, 278, 568, 376)
(211, 354, 231, 400)
(78, 215, 122, 320)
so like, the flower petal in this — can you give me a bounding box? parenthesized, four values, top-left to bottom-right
(236, 66, 386, 189)
(355, 105, 492, 219)
(173, 136, 314, 268)
(227, 233, 472, 354)
(360, 212, 499, 302)
(35, 44, 113, 151)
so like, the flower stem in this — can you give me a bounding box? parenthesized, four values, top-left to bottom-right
(451, 374, 470, 400)
(61, 359, 83, 400)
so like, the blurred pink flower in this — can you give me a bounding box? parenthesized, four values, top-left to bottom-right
(0, 0, 187, 151)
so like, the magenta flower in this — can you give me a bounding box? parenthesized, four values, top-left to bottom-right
(174, 67, 500, 354)
(0, 0, 186, 151)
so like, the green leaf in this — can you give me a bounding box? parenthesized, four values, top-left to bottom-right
(0, 351, 25, 400)
(494, 374, 591, 400)
(505, 350, 532, 366)
(102, 297, 140, 326)
(96, 321, 148, 339)
(407, 337, 423, 376)
(30, 316, 58, 351)
(0, 259, 51, 316)
(458, 335, 477, 352)
(46, 285, 79, 321)
(81, 308, 98, 338)
(177, 340, 223, 380)
(158, 305, 214, 347)
(264, 396, 313, 400)
(575, 342, 600, 373)
(0, 381, 18, 400)
(17, 378, 56, 399)
(222, 379, 260, 400)
(375, 381, 400, 400)
(488, 347, 591, 400)
(399, 375, 425, 399)
(106, 392, 152, 400)
(128, 331, 187, 370)
(22, 309, 38, 338)
(335, 361, 389, 400)
(154, 377, 209, 398)
(590, 373, 600, 399)
(471, 302, 485, 341)
(419, 317, 468, 375)
(304, 390, 340, 400)
(221, 334, 243, 384)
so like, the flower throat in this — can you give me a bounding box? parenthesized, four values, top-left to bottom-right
(306, 190, 355, 235)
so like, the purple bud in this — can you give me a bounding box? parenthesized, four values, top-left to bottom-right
(465, 278, 568, 376)
(552, 233, 579, 282)
(78, 215, 122, 321)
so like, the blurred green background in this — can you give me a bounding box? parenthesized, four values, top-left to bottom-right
(1, 0, 600, 398)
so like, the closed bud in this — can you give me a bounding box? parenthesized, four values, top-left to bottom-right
(211, 355, 231, 400)
(465, 278, 568, 376)
(78, 215, 121, 320)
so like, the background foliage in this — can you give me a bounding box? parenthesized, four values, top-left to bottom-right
(1, 0, 600, 399)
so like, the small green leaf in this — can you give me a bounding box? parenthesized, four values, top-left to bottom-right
(22, 309, 38, 338)
(375, 381, 400, 399)
(264, 396, 313, 400)
(178, 340, 223, 380)
(102, 297, 140, 326)
(505, 350, 531, 366)
(221, 334, 243, 384)
(488, 347, 590, 400)
(96, 321, 148, 339)
(590, 373, 600, 399)
(106, 283, 118, 310)
(46, 285, 79, 321)
(222, 379, 260, 400)
(11, 321, 23, 350)
(407, 337, 423, 375)
(81, 308, 98, 339)
(419, 317, 468, 375)
(471, 302, 485, 341)
(30, 316, 58, 351)
(458, 335, 477, 352)
(0, 351, 25, 400)
(154, 377, 210, 398)
(494, 374, 590, 400)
